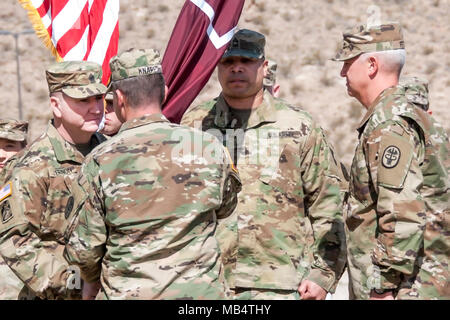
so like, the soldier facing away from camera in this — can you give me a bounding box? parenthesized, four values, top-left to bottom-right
(0, 61, 107, 299)
(181, 29, 347, 300)
(332, 22, 449, 300)
(64, 48, 241, 300)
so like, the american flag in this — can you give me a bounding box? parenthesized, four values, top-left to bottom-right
(19, 0, 119, 84)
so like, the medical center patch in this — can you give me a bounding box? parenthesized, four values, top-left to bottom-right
(378, 132, 414, 189)
(382, 145, 401, 168)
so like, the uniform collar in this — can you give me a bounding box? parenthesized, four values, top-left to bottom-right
(119, 113, 170, 133)
(47, 120, 98, 163)
(214, 91, 278, 129)
(356, 85, 398, 133)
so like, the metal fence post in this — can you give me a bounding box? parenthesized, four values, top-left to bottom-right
(0, 29, 34, 120)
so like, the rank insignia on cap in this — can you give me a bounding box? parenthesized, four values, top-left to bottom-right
(382, 145, 401, 168)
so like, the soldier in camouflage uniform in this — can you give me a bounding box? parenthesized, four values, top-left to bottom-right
(0, 61, 107, 299)
(64, 48, 241, 300)
(0, 119, 28, 183)
(0, 119, 28, 299)
(263, 59, 280, 98)
(181, 29, 347, 300)
(333, 22, 449, 300)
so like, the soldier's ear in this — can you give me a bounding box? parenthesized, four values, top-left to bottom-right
(367, 56, 379, 78)
(115, 89, 125, 107)
(114, 89, 127, 123)
(50, 94, 63, 119)
(263, 59, 269, 78)
(162, 85, 168, 104)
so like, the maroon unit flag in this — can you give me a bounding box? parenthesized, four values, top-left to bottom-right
(161, 0, 245, 123)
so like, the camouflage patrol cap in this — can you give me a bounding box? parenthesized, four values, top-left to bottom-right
(109, 48, 162, 84)
(0, 118, 28, 142)
(263, 59, 277, 86)
(332, 22, 405, 61)
(400, 76, 429, 110)
(222, 29, 265, 60)
(105, 92, 114, 102)
(46, 61, 107, 99)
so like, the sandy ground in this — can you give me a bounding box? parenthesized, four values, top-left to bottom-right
(0, 0, 449, 299)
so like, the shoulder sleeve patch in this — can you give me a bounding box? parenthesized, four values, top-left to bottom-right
(0, 180, 27, 233)
(0, 181, 13, 225)
(378, 132, 414, 189)
(0, 181, 12, 203)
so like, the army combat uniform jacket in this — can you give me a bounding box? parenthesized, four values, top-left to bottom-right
(181, 91, 347, 296)
(345, 82, 449, 299)
(0, 121, 105, 299)
(64, 113, 241, 299)
(0, 150, 28, 299)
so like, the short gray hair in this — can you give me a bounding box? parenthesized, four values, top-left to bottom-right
(361, 49, 406, 76)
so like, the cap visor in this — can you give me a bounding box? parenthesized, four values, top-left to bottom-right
(62, 83, 107, 99)
(222, 49, 263, 60)
(0, 132, 25, 142)
(331, 48, 364, 61)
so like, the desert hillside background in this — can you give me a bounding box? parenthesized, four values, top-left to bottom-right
(1, 0, 448, 167)
(0, 0, 448, 299)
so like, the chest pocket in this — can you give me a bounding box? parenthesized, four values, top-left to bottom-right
(41, 168, 78, 241)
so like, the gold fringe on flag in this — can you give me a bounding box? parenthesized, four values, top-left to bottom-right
(18, 0, 62, 61)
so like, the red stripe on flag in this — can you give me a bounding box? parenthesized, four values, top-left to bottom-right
(162, 0, 245, 123)
(88, 0, 107, 44)
(83, 0, 107, 60)
(36, 0, 52, 38)
(101, 21, 119, 84)
(57, 2, 90, 58)
(50, 0, 70, 19)
(37, 0, 51, 18)
(49, 0, 71, 45)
